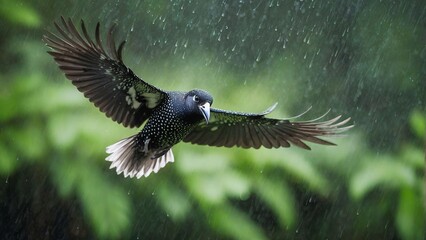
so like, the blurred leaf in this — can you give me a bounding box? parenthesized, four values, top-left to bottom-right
(0, 73, 44, 121)
(256, 150, 330, 195)
(409, 110, 426, 140)
(396, 188, 425, 240)
(79, 169, 131, 239)
(158, 181, 191, 221)
(400, 145, 424, 170)
(50, 157, 81, 197)
(0, 144, 17, 175)
(4, 123, 46, 161)
(210, 205, 267, 240)
(0, 88, 18, 121)
(186, 170, 250, 205)
(0, 0, 41, 27)
(37, 84, 85, 114)
(350, 159, 416, 200)
(50, 158, 131, 238)
(48, 113, 81, 150)
(177, 150, 230, 174)
(254, 177, 296, 228)
(178, 151, 250, 204)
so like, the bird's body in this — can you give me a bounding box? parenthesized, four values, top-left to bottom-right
(44, 17, 352, 178)
(108, 90, 213, 178)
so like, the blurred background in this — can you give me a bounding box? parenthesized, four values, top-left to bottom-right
(0, 0, 425, 239)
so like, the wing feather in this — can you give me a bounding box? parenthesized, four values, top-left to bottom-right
(183, 104, 352, 150)
(44, 17, 167, 128)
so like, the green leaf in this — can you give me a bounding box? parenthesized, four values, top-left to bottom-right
(396, 187, 425, 240)
(48, 113, 81, 150)
(210, 205, 267, 240)
(254, 177, 296, 228)
(158, 181, 191, 221)
(409, 110, 426, 140)
(350, 159, 416, 200)
(5, 123, 46, 161)
(0, 0, 41, 27)
(186, 170, 250, 205)
(50, 158, 131, 238)
(256, 150, 330, 195)
(79, 171, 131, 239)
(0, 143, 17, 175)
(400, 145, 424, 170)
(178, 150, 250, 204)
(177, 150, 230, 174)
(50, 157, 81, 196)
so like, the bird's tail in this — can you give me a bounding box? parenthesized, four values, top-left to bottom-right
(105, 135, 174, 178)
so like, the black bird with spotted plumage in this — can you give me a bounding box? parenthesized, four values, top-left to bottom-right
(43, 17, 352, 179)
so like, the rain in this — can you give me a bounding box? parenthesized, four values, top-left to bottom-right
(0, 0, 425, 239)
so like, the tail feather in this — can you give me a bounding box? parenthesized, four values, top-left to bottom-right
(106, 135, 174, 178)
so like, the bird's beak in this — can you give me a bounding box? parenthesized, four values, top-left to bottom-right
(199, 102, 210, 124)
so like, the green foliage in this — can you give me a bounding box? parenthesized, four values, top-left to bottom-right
(254, 177, 296, 228)
(209, 205, 267, 240)
(0, 0, 40, 27)
(350, 158, 417, 200)
(157, 181, 191, 221)
(410, 110, 426, 140)
(350, 153, 425, 240)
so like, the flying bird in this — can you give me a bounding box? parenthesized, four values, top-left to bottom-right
(43, 17, 352, 179)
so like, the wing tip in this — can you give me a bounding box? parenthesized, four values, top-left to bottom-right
(263, 102, 278, 114)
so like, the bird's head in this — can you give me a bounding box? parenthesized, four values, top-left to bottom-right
(185, 89, 213, 124)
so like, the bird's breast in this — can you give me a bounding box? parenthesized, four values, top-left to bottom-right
(139, 99, 198, 148)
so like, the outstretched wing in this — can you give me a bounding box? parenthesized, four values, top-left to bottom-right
(43, 17, 167, 128)
(183, 103, 352, 149)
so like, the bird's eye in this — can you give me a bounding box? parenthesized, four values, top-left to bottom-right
(193, 95, 200, 102)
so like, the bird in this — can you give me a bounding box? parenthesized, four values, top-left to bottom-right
(43, 17, 352, 179)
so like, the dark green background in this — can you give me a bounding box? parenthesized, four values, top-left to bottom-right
(0, 0, 425, 239)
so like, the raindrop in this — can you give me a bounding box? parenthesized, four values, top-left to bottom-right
(256, 52, 261, 62)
